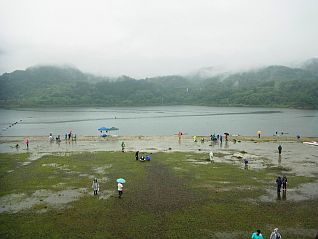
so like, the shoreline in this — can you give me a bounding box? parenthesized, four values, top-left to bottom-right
(1, 135, 317, 143)
(1, 134, 317, 178)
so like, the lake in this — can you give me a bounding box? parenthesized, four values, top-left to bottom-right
(0, 106, 317, 137)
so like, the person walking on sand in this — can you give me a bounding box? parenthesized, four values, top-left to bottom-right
(117, 182, 123, 198)
(92, 178, 99, 195)
(278, 145, 282, 155)
(270, 228, 282, 239)
(251, 229, 264, 239)
(276, 176, 282, 193)
(282, 175, 287, 191)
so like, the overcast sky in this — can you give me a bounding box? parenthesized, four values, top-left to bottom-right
(0, 0, 317, 78)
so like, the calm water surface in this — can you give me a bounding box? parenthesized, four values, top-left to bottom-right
(0, 106, 317, 136)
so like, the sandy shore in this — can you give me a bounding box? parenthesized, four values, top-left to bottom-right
(1, 135, 317, 143)
(1, 135, 318, 178)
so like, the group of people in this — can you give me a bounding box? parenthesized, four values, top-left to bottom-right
(192, 133, 228, 143)
(91, 178, 124, 199)
(48, 132, 76, 143)
(252, 228, 282, 239)
(276, 175, 288, 193)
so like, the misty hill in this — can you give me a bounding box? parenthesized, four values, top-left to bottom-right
(0, 61, 317, 109)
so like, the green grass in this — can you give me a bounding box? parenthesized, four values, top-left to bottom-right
(0, 152, 317, 238)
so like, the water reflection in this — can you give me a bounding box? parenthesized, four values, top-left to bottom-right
(278, 154, 282, 165)
(276, 191, 281, 200)
(282, 190, 287, 201)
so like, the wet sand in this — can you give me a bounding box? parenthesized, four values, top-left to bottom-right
(1, 135, 317, 177)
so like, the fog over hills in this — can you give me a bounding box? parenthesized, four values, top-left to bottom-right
(0, 59, 317, 109)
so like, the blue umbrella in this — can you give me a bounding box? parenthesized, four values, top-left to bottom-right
(98, 127, 111, 131)
(116, 178, 126, 183)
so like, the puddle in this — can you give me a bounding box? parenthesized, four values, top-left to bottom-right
(93, 164, 112, 174)
(0, 188, 87, 214)
(259, 181, 318, 202)
(96, 190, 113, 200)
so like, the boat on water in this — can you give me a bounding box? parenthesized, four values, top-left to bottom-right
(303, 141, 318, 146)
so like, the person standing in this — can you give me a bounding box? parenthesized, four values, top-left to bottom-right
(178, 131, 182, 141)
(92, 178, 99, 195)
(25, 138, 29, 150)
(121, 141, 125, 152)
(278, 145, 282, 155)
(209, 151, 214, 163)
(276, 176, 282, 193)
(118, 182, 123, 198)
(244, 159, 249, 169)
(282, 175, 287, 191)
(270, 228, 282, 239)
(135, 151, 139, 161)
(251, 229, 264, 239)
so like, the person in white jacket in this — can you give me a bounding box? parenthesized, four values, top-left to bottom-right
(92, 178, 99, 195)
(209, 151, 214, 163)
(270, 228, 282, 239)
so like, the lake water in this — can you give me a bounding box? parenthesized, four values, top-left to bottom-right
(0, 106, 317, 137)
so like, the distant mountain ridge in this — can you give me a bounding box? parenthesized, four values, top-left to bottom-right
(0, 59, 317, 108)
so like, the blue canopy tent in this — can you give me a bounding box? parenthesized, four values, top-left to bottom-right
(98, 127, 119, 137)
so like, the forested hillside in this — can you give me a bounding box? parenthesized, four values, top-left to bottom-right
(0, 60, 317, 109)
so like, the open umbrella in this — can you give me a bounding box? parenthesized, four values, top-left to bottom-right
(116, 178, 126, 183)
(98, 127, 111, 131)
(224, 132, 230, 136)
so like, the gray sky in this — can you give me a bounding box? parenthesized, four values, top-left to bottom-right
(0, 0, 318, 78)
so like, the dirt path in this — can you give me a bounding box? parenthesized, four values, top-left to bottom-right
(108, 160, 199, 238)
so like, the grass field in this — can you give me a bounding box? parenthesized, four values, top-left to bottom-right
(0, 152, 317, 238)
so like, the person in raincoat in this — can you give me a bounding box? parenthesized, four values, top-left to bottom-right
(92, 178, 99, 195)
(282, 175, 287, 191)
(251, 230, 264, 239)
(270, 228, 282, 239)
(193, 136, 197, 142)
(276, 176, 282, 192)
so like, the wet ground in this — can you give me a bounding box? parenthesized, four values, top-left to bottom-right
(1, 135, 317, 177)
(1, 135, 318, 211)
